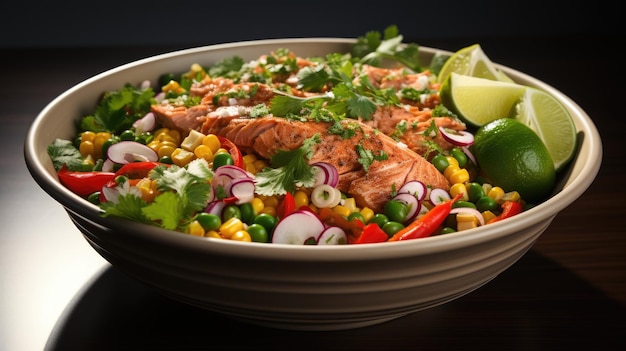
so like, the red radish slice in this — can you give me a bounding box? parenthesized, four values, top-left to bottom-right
(213, 165, 253, 180)
(272, 210, 325, 245)
(204, 200, 225, 217)
(101, 158, 115, 172)
(133, 112, 157, 134)
(398, 180, 427, 201)
(438, 126, 474, 146)
(107, 141, 158, 164)
(450, 207, 485, 226)
(392, 193, 422, 223)
(311, 162, 338, 187)
(229, 178, 255, 204)
(429, 188, 451, 206)
(317, 226, 348, 245)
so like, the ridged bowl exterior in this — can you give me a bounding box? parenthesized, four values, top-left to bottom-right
(25, 39, 602, 330)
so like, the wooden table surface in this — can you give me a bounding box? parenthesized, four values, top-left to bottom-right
(1, 35, 624, 350)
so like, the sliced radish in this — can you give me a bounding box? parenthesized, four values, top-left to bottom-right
(392, 193, 422, 223)
(311, 162, 339, 187)
(398, 180, 427, 201)
(272, 210, 325, 245)
(317, 226, 348, 245)
(107, 141, 158, 164)
(461, 146, 477, 166)
(429, 188, 451, 206)
(450, 207, 485, 226)
(133, 112, 157, 134)
(229, 178, 255, 204)
(438, 126, 474, 146)
(213, 165, 254, 181)
(204, 200, 225, 217)
(310, 184, 342, 208)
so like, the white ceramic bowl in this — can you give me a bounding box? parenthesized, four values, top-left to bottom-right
(24, 38, 602, 331)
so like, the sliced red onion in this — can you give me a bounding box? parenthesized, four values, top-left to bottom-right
(204, 200, 225, 217)
(213, 165, 254, 181)
(133, 112, 157, 134)
(311, 162, 338, 187)
(107, 141, 158, 164)
(101, 158, 116, 172)
(461, 146, 477, 166)
(392, 192, 422, 223)
(438, 126, 474, 146)
(429, 188, 451, 206)
(272, 210, 325, 245)
(317, 226, 348, 245)
(229, 178, 255, 205)
(450, 207, 485, 226)
(398, 180, 427, 201)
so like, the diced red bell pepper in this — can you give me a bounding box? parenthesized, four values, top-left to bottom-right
(217, 136, 244, 169)
(276, 192, 296, 219)
(488, 201, 522, 224)
(351, 223, 388, 244)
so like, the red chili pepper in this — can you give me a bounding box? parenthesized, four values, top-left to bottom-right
(351, 223, 388, 244)
(276, 192, 296, 219)
(217, 136, 244, 169)
(488, 201, 522, 224)
(388, 193, 463, 242)
(57, 164, 116, 197)
(317, 207, 364, 239)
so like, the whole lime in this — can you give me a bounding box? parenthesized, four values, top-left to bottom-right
(470, 118, 556, 204)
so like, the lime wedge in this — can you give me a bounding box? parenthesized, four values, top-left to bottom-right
(440, 73, 526, 128)
(436, 44, 512, 84)
(509, 87, 577, 172)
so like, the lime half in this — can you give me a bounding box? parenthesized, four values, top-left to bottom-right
(436, 44, 513, 84)
(509, 87, 577, 172)
(440, 73, 526, 128)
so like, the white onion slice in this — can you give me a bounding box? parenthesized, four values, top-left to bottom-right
(317, 226, 348, 245)
(272, 210, 325, 245)
(450, 207, 485, 226)
(429, 188, 451, 206)
(438, 126, 474, 146)
(398, 180, 427, 201)
(311, 184, 342, 208)
(107, 141, 158, 164)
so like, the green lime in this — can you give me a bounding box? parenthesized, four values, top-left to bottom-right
(440, 73, 526, 128)
(509, 87, 577, 172)
(436, 44, 513, 84)
(471, 118, 556, 204)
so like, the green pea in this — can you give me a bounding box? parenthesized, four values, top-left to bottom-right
(212, 152, 234, 170)
(87, 192, 101, 205)
(476, 196, 499, 212)
(253, 213, 277, 233)
(347, 212, 366, 224)
(452, 201, 476, 209)
(439, 227, 456, 234)
(370, 213, 389, 227)
(384, 200, 408, 223)
(450, 147, 468, 168)
(196, 213, 221, 232)
(101, 138, 117, 158)
(159, 155, 173, 164)
(467, 182, 485, 203)
(239, 203, 256, 224)
(382, 221, 405, 236)
(431, 154, 450, 173)
(119, 129, 135, 142)
(247, 223, 269, 243)
(222, 205, 241, 221)
(158, 73, 176, 87)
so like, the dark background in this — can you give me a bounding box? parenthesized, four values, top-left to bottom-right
(2, 0, 622, 49)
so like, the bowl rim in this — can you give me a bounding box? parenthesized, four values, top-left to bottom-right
(24, 37, 603, 260)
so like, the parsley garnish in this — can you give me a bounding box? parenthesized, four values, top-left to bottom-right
(254, 134, 321, 196)
(356, 143, 389, 172)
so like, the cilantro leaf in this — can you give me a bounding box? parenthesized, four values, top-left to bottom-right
(100, 193, 151, 224)
(254, 134, 321, 196)
(47, 138, 84, 171)
(142, 192, 185, 230)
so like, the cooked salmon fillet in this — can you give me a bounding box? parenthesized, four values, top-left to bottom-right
(206, 116, 449, 212)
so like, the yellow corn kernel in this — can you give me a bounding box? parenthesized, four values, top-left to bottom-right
(158, 144, 176, 159)
(294, 190, 309, 208)
(202, 134, 221, 153)
(181, 130, 205, 151)
(482, 183, 493, 195)
(457, 217, 478, 231)
(219, 217, 244, 238)
(263, 196, 279, 209)
(250, 197, 265, 214)
(81, 131, 96, 143)
(482, 210, 497, 223)
(445, 155, 459, 167)
(501, 191, 521, 203)
(79, 140, 94, 158)
(186, 220, 206, 237)
(214, 148, 229, 155)
(230, 230, 252, 242)
(147, 140, 161, 151)
(82, 154, 95, 167)
(245, 162, 257, 174)
(194, 144, 214, 161)
(205, 230, 222, 239)
(162, 80, 185, 94)
(170, 148, 196, 167)
(360, 207, 375, 223)
(260, 206, 276, 217)
(342, 197, 357, 212)
(448, 168, 470, 185)
(253, 159, 269, 170)
(243, 154, 257, 164)
(183, 63, 205, 79)
(449, 183, 469, 201)
(153, 128, 170, 141)
(333, 205, 351, 218)
(487, 186, 505, 203)
(444, 164, 460, 180)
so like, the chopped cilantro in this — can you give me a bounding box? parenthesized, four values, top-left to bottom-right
(356, 143, 388, 172)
